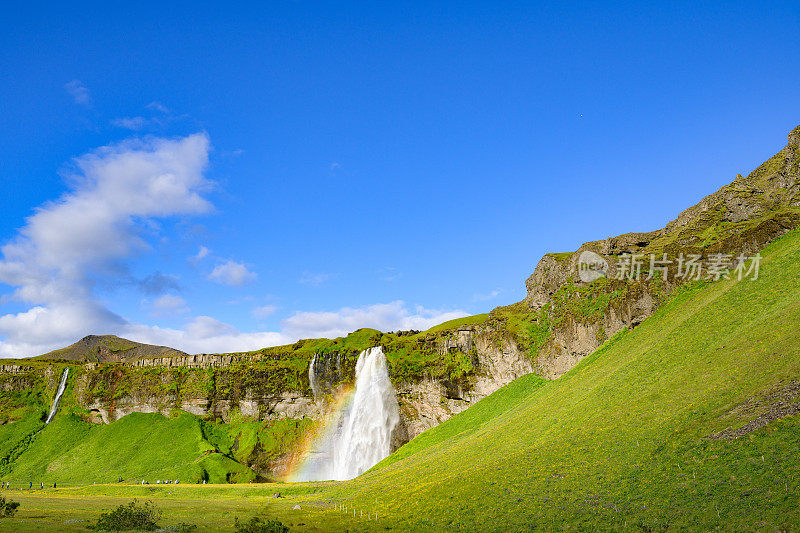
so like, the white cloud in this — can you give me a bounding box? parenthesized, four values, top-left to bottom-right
(299, 271, 335, 287)
(208, 260, 256, 286)
(65, 80, 91, 106)
(0, 302, 125, 357)
(281, 300, 468, 339)
(0, 133, 212, 356)
(122, 319, 290, 355)
(190, 246, 211, 264)
(125, 301, 467, 354)
(253, 304, 277, 320)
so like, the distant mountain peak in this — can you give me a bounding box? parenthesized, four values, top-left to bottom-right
(37, 334, 188, 363)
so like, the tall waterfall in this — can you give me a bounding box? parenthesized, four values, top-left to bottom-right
(45, 368, 69, 424)
(293, 346, 400, 481)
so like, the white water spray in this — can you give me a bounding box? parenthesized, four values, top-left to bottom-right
(295, 346, 400, 481)
(45, 368, 69, 424)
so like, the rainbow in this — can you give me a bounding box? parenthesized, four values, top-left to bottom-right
(283, 384, 355, 482)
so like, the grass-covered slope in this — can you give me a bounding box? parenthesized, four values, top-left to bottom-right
(2, 411, 254, 485)
(328, 228, 800, 531)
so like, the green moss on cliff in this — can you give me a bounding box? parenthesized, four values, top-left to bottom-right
(202, 415, 313, 479)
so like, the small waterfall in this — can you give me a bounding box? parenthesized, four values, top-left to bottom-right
(45, 368, 69, 424)
(309, 353, 320, 398)
(308, 352, 344, 399)
(294, 347, 399, 481)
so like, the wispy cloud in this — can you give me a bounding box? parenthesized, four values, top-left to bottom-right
(379, 267, 402, 282)
(253, 304, 278, 320)
(111, 116, 153, 130)
(64, 80, 91, 106)
(208, 260, 257, 287)
(148, 294, 189, 317)
(112, 101, 182, 131)
(190, 245, 211, 264)
(472, 289, 502, 302)
(145, 101, 170, 113)
(299, 271, 335, 287)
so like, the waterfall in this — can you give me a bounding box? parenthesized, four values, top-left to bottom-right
(293, 346, 399, 481)
(45, 368, 69, 424)
(308, 352, 343, 399)
(309, 353, 320, 398)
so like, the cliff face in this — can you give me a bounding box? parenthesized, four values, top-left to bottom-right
(83, 325, 531, 442)
(394, 326, 533, 440)
(0, 322, 532, 446)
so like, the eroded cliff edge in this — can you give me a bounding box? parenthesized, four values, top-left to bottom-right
(523, 124, 800, 377)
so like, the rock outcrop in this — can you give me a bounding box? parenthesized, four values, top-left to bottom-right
(394, 326, 533, 440)
(524, 124, 800, 377)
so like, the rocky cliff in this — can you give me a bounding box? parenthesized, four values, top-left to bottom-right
(523, 124, 800, 377)
(0, 323, 532, 478)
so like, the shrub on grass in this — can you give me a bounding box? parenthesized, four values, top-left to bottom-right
(234, 516, 289, 533)
(91, 499, 162, 531)
(0, 496, 19, 518)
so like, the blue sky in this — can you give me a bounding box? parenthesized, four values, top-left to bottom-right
(1, 1, 799, 356)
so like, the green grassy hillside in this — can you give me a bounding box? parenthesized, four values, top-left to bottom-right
(2, 411, 254, 485)
(320, 228, 800, 531)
